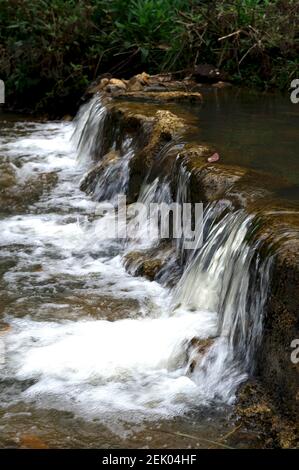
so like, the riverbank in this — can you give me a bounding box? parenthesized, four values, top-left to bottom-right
(1, 0, 298, 115)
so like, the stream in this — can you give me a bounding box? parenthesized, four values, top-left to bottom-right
(0, 90, 296, 448)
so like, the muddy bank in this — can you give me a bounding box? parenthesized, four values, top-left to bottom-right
(78, 74, 298, 438)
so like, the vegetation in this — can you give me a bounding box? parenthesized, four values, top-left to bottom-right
(0, 0, 298, 114)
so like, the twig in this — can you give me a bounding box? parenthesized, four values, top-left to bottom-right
(218, 30, 242, 41)
(109, 48, 140, 74)
(239, 43, 258, 66)
(157, 429, 235, 449)
(219, 424, 242, 442)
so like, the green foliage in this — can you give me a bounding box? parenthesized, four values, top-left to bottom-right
(179, 0, 299, 88)
(0, 0, 96, 113)
(101, 0, 186, 64)
(0, 0, 298, 114)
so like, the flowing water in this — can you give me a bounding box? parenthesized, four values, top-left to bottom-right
(0, 97, 274, 448)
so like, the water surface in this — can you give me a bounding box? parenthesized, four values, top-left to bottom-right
(185, 87, 299, 194)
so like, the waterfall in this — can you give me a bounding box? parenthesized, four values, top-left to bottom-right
(128, 177, 173, 249)
(92, 140, 134, 203)
(174, 163, 191, 264)
(0, 94, 273, 422)
(73, 94, 137, 203)
(72, 93, 107, 162)
(71, 95, 272, 403)
(173, 205, 272, 401)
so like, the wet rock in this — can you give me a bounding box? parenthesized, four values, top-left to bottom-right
(0, 321, 11, 334)
(175, 145, 294, 211)
(175, 146, 246, 204)
(192, 64, 226, 84)
(185, 337, 214, 374)
(119, 91, 202, 104)
(90, 72, 204, 103)
(127, 72, 150, 91)
(62, 114, 73, 121)
(62, 294, 141, 321)
(124, 250, 164, 281)
(103, 102, 156, 158)
(251, 209, 299, 421)
(235, 380, 298, 448)
(139, 259, 163, 280)
(78, 81, 299, 425)
(108, 78, 127, 91)
(225, 171, 292, 211)
(80, 150, 120, 194)
(0, 171, 58, 214)
(20, 433, 48, 449)
(175, 149, 299, 411)
(0, 160, 18, 189)
(88, 77, 110, 94)
(128, 109, 186, 200)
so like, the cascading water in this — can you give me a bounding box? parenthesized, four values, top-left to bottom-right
(0, 95, 272, 445)
(72, 93, 107, 162)
(90, 140, 134, 203)
(127, 176, 173, 249)
(174, 163, 191, 264)
(172, 204, 272, 401)
(74, 96, 136, 203)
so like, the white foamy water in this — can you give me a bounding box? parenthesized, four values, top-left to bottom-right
(0, 97, 270, 430)
(5, 310, 217, 419)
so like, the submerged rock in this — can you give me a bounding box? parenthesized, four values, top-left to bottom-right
(124, 245, 172, 281)
(0, 321, 11, 334)
(0, 160, 18, 189)
(80, 150, 120, 194)
(0, 171, 58, 214)
(20, 434, 48, 449)
(185, 337, 214, 374)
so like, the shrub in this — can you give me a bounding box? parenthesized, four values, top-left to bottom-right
(0, 0, 298, 114)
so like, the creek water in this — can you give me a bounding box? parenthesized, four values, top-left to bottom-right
(186, 87, 299, 193)
(0, 91, 293, 448)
